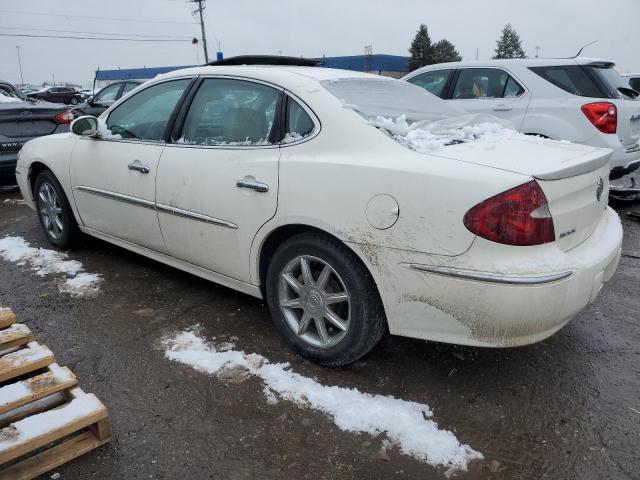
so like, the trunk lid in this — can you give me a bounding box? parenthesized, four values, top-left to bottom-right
(537, 163, 610, 251)
(437, 137, 611, 251)
(0, 101, 64, 140)
(440, 136, 612, 180)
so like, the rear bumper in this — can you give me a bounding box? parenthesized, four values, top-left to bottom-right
(0, 153, 17, 185)
(352, 207, 623, 347)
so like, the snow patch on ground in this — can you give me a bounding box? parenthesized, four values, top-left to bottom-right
(0, 236, 101, 296)
(372, 114, 529, 152)
(162, 329, 482, 471)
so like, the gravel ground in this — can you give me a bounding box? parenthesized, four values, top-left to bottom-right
(0, 181, 638, 480)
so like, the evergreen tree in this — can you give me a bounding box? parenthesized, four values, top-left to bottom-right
(493, 23, 526, 59)
(408, 24, 434, 71)
(431, 39, 462, 64)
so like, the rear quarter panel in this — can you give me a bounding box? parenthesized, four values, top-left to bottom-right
(251, 104, 530, 284)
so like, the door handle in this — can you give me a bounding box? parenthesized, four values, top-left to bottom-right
(128, 162, 150, 174)
(236, 179, 269, 193)
(493, 104, 513, 111)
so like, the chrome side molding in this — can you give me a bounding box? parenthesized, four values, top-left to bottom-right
(156, 203, 238, 229)
(75, 186, 155, 210)
(405, 264, 573, 285)
(75, 186, 238, 229)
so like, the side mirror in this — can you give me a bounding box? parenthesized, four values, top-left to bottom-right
(71, 116, 99, 137)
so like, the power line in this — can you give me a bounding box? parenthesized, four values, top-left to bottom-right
(0, 10, 197, 25)
(0, 25, 192, 39)
(0, 33, 190, 42)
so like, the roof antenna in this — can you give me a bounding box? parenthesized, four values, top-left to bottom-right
(574, 40, 598, 58)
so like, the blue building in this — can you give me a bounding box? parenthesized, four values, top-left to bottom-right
(94, 54, 409, 86)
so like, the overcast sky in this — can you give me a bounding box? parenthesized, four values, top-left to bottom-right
(0, 0, 638, 87)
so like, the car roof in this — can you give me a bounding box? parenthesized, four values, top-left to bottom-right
(408, 56, 615, 71)
(154, 65, 386, 87)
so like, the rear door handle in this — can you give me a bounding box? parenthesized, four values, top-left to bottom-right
(236, 179, 269, 193)
(128, 162, 150, 174)
(493, 104, 513, 111)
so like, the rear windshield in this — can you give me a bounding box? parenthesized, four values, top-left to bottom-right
(529, 65, 604, 98)
(320, 78, 466, 122)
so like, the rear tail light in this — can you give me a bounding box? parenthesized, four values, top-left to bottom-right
(463, 181, 555, 246)
(54, 111, 74, 124)
(581, 102, 617, 134)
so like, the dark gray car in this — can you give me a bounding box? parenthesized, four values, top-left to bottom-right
(0, 81, 72, 186)
(71, 80, 142, 118)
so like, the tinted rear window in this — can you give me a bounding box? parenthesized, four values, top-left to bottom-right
(320, 78, 466, 122)
(529, 65, 604, 98)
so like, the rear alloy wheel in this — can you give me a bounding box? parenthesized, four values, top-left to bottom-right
(34, 170, 80, 248)
(279, 255, 351, 349)
(266, 232, 386, 366)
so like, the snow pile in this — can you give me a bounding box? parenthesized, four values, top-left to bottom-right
(0, 236, 101, 296)
(372, 114, 525, 152)
(2, 199, 27, 205)
(163, 329, 482, 470)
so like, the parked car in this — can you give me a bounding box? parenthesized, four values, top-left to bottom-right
(15, 58, 622, 365)
(623, 73, 640, 92)
(27, 86, 83, 105)
(0, 80, 73, 186)
(403, 57, 640, 179)
(72, 81, 142, 118)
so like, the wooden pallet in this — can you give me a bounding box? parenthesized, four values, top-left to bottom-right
(0, 308, 110, 480)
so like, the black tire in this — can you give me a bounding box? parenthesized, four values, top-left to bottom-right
(34, 170, 81, 249)
(266, 232, 386, 367)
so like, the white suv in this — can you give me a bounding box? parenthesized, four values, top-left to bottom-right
(403, 57, 640, 179)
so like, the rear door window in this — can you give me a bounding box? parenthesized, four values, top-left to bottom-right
(452, 68, 524, 99)
(529, 65, 603, 98)
(179, 78, 281, 146)
(406, 70, 453, 98)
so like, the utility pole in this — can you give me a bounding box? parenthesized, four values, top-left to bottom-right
(16, 46, 24, 84)
(190, 0, 209, 63)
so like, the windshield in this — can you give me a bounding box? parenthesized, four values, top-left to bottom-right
(320, 78, 467, 122)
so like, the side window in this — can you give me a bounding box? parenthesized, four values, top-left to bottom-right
(95, 84, 121, 103)
(284, 98, 315, 143)
(453, 68, 511, 99)
(179, 78, 280, 146)
(406, 70, 452, 98)
(529, 65, 602, 98)
(121, 82, 139, 96)
(106, 79, 190, 142)
(503, 76, 525, 97)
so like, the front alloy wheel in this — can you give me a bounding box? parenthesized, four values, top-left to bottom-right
(38, 182, 64, 240)
(34, 170, 80, 248)
(279, 255, 351, 349)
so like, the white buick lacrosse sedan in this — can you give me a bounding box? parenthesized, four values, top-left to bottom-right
(15, 57, 622, 366)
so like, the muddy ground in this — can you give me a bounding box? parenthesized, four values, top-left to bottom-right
(0, 184, 638, 480)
